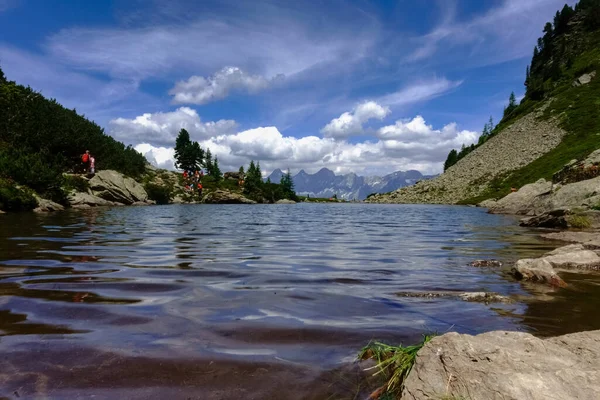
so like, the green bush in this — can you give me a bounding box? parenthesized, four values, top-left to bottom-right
(62, 174, 90, 193)
(0, 179, 38, 211)
(144, 183, 172, 205)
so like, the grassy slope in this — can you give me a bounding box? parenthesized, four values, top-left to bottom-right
(460, 37, 600, 204)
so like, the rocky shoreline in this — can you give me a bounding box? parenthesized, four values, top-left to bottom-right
(368, 223, 600, 399)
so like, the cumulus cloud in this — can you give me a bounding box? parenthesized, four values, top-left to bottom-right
(377, 116, 478, 162)
(129, 112, 477, 176)
(109, 107, 238, 147)
(321, 101, 390, 139)
(170, 67, 284, 104)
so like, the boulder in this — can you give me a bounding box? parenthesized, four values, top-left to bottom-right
(67, 191, 117, 207)
(275, 199, 296, 204)
(519, 208, 569, 228)
(202, 190, 256, 204)
(33, 195, 65, 212)
(573, 70, 596, 86)
(512, 258, 567, 287)
(543, 245, 600, 271)
(88, 170, 148, 205)
(485, 179, 553, 215)
(401, 329, 600, 400)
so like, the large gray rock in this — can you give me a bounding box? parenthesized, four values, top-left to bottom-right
(573, 70, 596, 86)
(202, 190, 256, 204)
(486, 179, 553, 215)
(519, 208, 569, 228)
(402, 329, 600, 400)
(68, 191, 117, 207)
(543, 244, 600, 271)
(512, 258, 567, 287)
(88, 170, 148, 205)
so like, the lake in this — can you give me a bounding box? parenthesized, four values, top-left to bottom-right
(2, 204, 600, 399)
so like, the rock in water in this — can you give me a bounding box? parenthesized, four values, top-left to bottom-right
(202, 190, 256, 204)
(88, 170, 148, 205)
(512, 258, 567, 287)
(402, 329, 600, 400)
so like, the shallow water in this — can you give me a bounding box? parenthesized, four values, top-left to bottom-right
(1, 204, 599, 399)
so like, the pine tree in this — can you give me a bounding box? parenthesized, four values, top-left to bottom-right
(504, 92, 518, 118)
(174, 129, 203, 172)
(279, 168, 295, 199)
(443, 149, 458, 171)
(204, 148, 213, 175)
(212, 156, 222, 181)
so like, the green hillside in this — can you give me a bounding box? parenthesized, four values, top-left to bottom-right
(451, 0, 600, 203)
(0, 68, 146, 208)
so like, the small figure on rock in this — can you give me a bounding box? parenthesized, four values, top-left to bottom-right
(81, 150, 90, 173)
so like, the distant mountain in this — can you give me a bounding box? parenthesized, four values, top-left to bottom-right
(265, 168, 436, 200)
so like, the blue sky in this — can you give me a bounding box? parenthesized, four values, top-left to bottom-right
(0, 0, 577, 176)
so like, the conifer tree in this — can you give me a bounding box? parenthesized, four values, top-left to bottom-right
(212, 156, 222, 181)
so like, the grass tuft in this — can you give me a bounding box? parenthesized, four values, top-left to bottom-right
(358, 334, 434, 399)
(567, 214, 592, 229)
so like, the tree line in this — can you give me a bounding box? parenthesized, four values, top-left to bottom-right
(173, 129, 297, 202)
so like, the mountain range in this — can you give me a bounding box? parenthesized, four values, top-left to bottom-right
(266, 168, 435, 200)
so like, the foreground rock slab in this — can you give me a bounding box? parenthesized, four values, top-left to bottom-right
(402, 329, 600, 400)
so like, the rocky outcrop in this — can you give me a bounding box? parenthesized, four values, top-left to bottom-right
(367, 106, 566, 204)
(484, 176, 600, 221)
(573, 70, 596, 86)
(511, 244, 600, 287)
(33, 195, 64, 213)
(401, 329, 600, 400)
(202, 190, 256, 204)
(275, 199, 296, 204)
(484, 178, 553, 215)
(88, 170, 148, 205)
(519, 208, 569, 228)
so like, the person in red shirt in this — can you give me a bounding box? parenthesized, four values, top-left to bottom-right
(197, 183, 203, 197)
(81, 150, 90, 173)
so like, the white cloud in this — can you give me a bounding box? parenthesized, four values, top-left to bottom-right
(378, 78, 462, 106)
(170, 67, 284, 104)
(130, 112, 477, 176)
(108, 107, 238, 147)
(377, 116, 478, 162)
(321, 101, 390, 139)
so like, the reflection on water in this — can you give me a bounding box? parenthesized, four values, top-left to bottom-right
(0, 204, 597, 399)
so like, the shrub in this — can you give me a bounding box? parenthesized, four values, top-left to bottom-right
(144, 183, 172, 205)
(0, 179, 38, 211)
(62, 174, 90, 193)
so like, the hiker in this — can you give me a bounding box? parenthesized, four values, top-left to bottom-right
(194, 170, 200, 182)
(197, 182, 203, 197)
(89, 155, 96, 174)
(81, 150, 90, 173)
